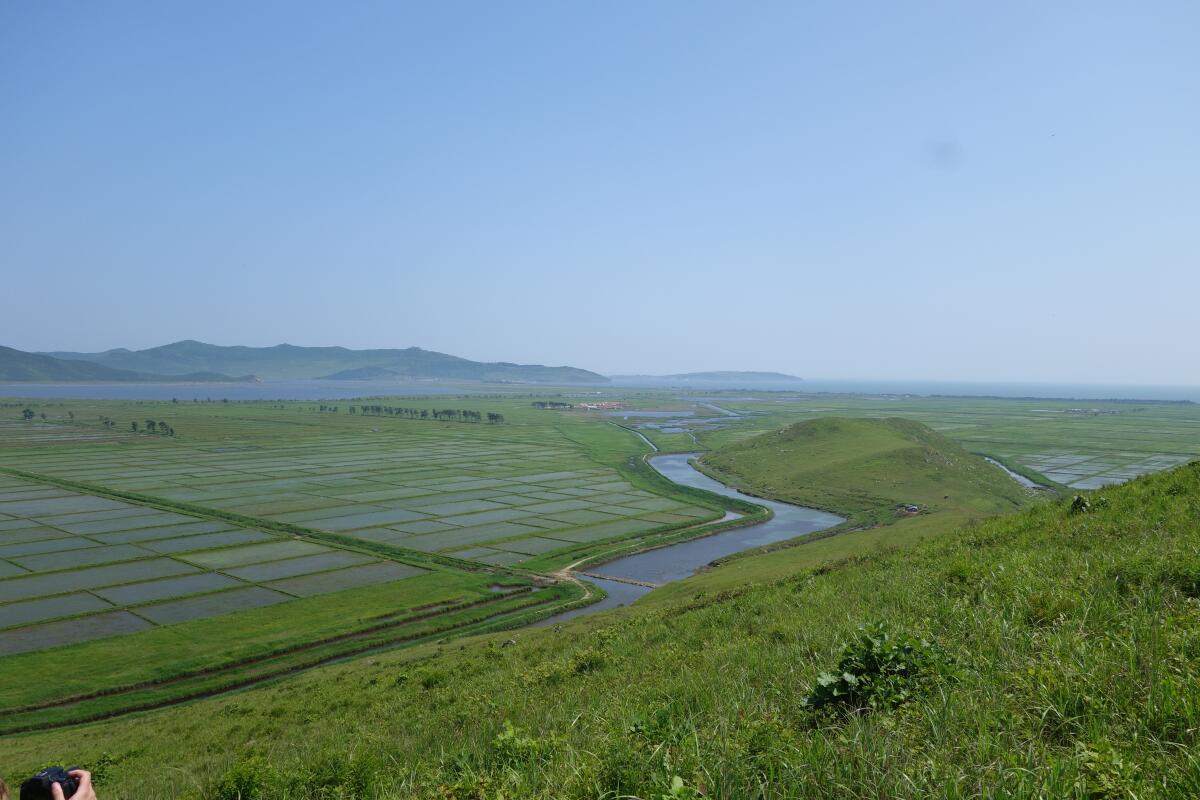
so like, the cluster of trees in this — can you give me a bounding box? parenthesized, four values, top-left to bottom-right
(20, 408, 76, 423)
(19, 408, 177, 436)
(532, 401, 574, 410)
(130, 419, 175, 436)
(348, 405, 504, 424)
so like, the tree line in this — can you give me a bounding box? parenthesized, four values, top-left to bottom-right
(532, 401, 574, 410)
(94, 415, 174, 436)
(130, 419, 176, 436)
(346, 405, 504, 423)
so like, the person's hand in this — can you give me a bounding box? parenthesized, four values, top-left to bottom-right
(50, 770, 95, 800)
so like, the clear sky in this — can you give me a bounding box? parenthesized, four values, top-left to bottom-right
(2, 2, 1196, 383)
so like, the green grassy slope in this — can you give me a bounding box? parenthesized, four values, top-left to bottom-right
(4, 462, 1199, 798)
(685, 392, 1200, 492)
(699, 416, 1036, 530)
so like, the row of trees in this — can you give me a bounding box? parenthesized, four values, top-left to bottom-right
(88, 415, 175, 436)
(131, 419, 175, 436)
(532, 401, 574, 410)
(348, 405, 504, 423)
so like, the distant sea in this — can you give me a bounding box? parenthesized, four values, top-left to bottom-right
(607, 377, 1200, 402)
(762, 379, 1200, 403)
(1, 378, 1197, 403)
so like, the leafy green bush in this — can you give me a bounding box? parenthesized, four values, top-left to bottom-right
(288, 751, 377, 799)
(488, 720, 555, 768)
(210, 754, 274, 800)
(803, 623, 948, 712)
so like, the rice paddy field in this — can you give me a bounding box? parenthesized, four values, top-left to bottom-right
(0, 470, 428, 656)
(0, 396, 735, 729)
(0, 412, 718, 567)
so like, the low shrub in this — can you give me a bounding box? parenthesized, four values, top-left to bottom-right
(803, 623, 948, 712)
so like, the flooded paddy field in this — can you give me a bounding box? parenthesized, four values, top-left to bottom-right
(0, 431, 718, 568)
(0, 472, 439, 656)
(0, 396, 734, 704)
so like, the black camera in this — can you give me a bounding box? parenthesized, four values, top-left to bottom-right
(19, 767, 79, 800)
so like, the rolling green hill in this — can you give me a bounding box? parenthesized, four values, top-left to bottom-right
(0, 346, 248, 383)
(3, 456, 1198, 798)
(45, 340, 608, 383)
(698, 416, 1035, 530)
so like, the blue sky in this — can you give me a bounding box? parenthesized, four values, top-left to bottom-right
(1, 2, 1196, 383)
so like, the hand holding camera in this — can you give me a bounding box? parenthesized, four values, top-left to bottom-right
(18, 768, 95, 800)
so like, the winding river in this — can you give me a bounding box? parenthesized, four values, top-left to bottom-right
(538, 453, 843, 625)
(983, 456, 1045, 489)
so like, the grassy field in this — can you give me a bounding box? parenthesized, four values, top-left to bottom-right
(616, 393, 1200, 492)
(680, 393, 1200, 491)
(697, 417, 1036, 531)
(3, 452, 1198, 798)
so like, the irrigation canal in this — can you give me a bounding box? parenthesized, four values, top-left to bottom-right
(537, 453, 843, 625)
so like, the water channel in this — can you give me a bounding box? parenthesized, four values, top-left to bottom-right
(538, 453, 843, 625)
(983, 456, 1045, 489)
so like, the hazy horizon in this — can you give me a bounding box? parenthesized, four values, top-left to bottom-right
(3, 2, 1197, 384)
(8, 337, 1200, 393)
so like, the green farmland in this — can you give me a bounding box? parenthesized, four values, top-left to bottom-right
(2, 390, 1199, 744)
(0, 395, 735, 728)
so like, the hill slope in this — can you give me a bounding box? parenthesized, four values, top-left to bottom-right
(699, 416, 1033, 528)
(46, 340, 608, 383)
(4, 460, 1198, 798)
(0, 346, 247, 383)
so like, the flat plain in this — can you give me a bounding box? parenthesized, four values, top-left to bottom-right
(0, 396, 733, 727)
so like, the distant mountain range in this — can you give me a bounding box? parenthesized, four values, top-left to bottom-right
(0, 346, 255, 383)
(20, 340, 607, 384)
(611, 370, 802, 385)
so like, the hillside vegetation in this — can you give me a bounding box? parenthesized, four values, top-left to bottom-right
(699, 417, 1035, 530)
(44, 340, 607, 383)
(4, 457, 1199, 797)
(0, 346, 247, 383)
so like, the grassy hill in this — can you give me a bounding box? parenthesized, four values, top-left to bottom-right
(0, 346, 248, 383)
(698, 417, 1035, 531)
(45, 340, 608, 383)
(3, 458, 1198, 798)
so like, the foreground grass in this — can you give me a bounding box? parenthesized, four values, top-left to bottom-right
(4, 459, 1199, 797)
